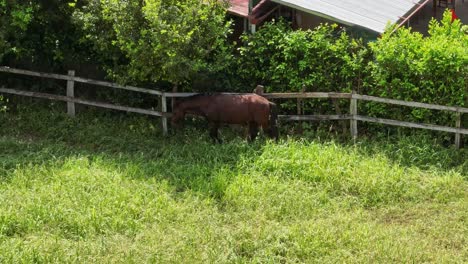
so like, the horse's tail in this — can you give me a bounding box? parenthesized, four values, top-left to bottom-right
(268, 102, 279, 141)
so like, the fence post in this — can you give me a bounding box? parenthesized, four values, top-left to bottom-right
(332, 94, 347, 136)
(455, 112, 461, 149)
(350, 91, 358, 142)
(161, 93, 168, 136)
(295, 86, 305, 134)
(253, 85, 264, 95)
(66, 70, 75, 117)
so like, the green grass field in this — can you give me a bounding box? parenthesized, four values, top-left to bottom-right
(1, 105, 467, 263)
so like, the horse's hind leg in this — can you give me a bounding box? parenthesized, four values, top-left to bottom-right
(248, 122, 259, 142)
(209, 122, 222, 144)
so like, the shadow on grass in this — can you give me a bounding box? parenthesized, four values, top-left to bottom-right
(0, 107, 272, 200)
(283, 122, 467, 176)
(1, 105, 466, 202)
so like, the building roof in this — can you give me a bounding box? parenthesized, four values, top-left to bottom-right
(227, 0, 249, 17)
(270, 0, 430, 33)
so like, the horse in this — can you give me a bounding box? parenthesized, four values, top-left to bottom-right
(171, 94, 278, 143)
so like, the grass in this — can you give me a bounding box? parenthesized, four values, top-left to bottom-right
(0, 103, 467, 263)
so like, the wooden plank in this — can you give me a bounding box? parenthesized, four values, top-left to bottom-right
(161, 94, 168, 136)
(355, 115, 468, 135)
(2, 65, 465, 114)
(66, 70, 75, 117)
(0, 87, 163, 117)
(0, 67, 352, 100)
(455, 112, 461, 149)
(265, 92, 352, 99)
(353, 94, 468, 113)
(0, 66, 162, 95)
(350, 94, 358, 141)
(332, 97, 347, 135)
(0, 66, 71, 81)
(163, 92, 246, 98)
(163, 92, 352, 99)
(72, 76, 162, 95)
(279, 115, 351, 121)
(296, 86, 305, 134)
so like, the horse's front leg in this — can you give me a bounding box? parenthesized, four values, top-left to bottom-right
(209, 122, 222, 144)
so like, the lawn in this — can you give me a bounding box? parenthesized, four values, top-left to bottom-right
(0, 105, 467, 263)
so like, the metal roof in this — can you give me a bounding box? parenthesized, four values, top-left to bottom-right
(270, 0, 429, 33)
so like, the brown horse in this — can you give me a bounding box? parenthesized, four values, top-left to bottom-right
(171, 94, 278, 143)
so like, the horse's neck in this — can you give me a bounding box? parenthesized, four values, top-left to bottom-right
(181, 99, 206, 115)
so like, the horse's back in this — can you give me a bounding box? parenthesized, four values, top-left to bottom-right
(208, 94, 270, 124)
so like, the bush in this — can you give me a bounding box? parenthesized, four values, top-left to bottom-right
(364, 11, 467, 124)
(237, 20, 367, 93)
(234, 12, 467, 128)
(0, 95, 7, 113)
(236, 20, 368, 114)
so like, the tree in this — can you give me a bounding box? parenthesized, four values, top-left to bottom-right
(366, 11, 467, 120)
(74, 0, 233, 90)
(1, 0, 98, 72)
(0, 0, 34, 61)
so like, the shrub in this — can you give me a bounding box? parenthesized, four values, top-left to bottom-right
(364, 11, 467, 124)
(0, 95, 7, 113)
(235, 12, 467, 128)
(237, 20, 367, 93)
(236, 20, 368, 114)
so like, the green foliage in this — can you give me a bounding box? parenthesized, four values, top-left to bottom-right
(0, 0, 97, 72)
(0, 95, 7, 113)
(235, 13, 466, 126)
(0, 0, 35, 60)
(235, 20, 369, 114)
(365, 11, 468, 124)
(0, 106, 467, 262)
(74, 0, 234, 86)
(237, 20, 367, 93)
(1, 6, 466, 131)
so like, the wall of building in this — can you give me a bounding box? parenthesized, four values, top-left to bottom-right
(295, 10, 335, 30)
(405, 0, 467, 34)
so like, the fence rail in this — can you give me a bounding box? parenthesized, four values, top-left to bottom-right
(0, 67, 162, 95)
(355, 115, 468, 135)
(0, 87, 164, 117)
(279, 114, 351, 121)
(265, 92, 352, 99)
(0, 67, 466, 148)
(353, 94, 468, 113)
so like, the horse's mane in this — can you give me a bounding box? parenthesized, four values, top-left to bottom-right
(173, 93, 218, 108)
(187, 93, 218, 99)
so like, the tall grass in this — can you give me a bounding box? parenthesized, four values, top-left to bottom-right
(0, 104, 467, 263)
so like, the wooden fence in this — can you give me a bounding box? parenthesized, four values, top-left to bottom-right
(0, 67, 466, 148)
